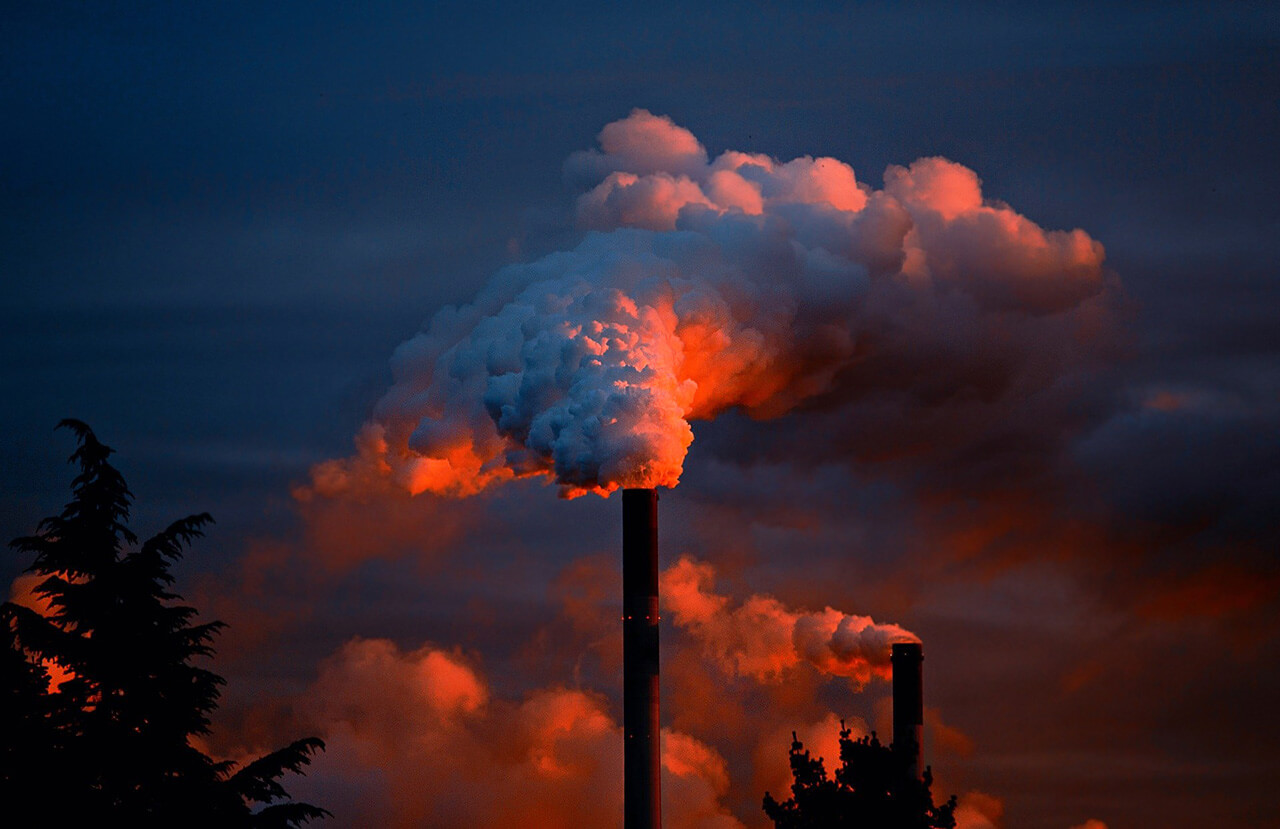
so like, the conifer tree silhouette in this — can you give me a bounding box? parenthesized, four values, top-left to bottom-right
(2, 420, 328, 827)
(763, 723, 958, 829)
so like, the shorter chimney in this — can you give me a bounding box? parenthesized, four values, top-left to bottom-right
(891, 642, 923, 779)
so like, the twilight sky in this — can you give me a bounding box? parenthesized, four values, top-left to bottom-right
(3, 3, 1279, 827)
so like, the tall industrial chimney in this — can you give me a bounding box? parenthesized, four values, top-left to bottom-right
(891, 642, 923, 780)
(622, 488, 661, 829)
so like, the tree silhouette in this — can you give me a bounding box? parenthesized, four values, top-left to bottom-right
(1, 420, 328, 827)
(763, 723, 957, 829)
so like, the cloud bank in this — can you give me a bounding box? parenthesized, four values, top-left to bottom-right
(289, 637, 744, 828)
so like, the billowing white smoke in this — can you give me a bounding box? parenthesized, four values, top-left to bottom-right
(311, 109, 1106, 498)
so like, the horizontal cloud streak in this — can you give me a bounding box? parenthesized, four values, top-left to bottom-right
(661, 556, 917, 687)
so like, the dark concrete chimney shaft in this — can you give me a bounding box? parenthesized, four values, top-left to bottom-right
(623, 488, 661, 829)
(891, 642, 924, 780)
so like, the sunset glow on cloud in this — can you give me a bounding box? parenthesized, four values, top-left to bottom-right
(288, 637, 744, 828)
(8, 572, 75, 693)
(661, 556, 916, 687)
(310, 109, 1112, 499)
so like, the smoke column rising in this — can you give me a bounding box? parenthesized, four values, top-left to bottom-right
(310, 109, 1109, 499)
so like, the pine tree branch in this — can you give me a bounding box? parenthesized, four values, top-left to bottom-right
(228, 738, 327, 805)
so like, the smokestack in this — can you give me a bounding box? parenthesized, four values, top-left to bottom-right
(622, 488, 661, 829)
(891, 641, 923, 780)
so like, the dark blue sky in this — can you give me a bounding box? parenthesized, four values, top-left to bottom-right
(3, 3, 1278, 827)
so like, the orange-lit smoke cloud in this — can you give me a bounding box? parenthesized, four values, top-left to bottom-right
(661, 556, 917, 687)
(293, 637, 743, 829)
(311, 109, 1109, 499)
(954, 791, 1005, 829)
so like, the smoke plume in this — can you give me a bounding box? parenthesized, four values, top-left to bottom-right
(311, 109, 1109, 498)
(661, 556, 917, 687)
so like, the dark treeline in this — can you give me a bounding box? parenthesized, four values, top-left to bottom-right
(1, 421, 327, 827)
(764, 724, 958, 829)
